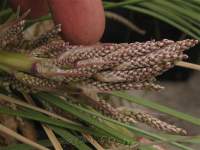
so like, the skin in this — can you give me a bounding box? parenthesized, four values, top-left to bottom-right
(48, 0, 105, 45)
(9, 0, 106, 45)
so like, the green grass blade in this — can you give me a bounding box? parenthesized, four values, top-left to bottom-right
(103, 0, 145, 9)
(154, 0, 200, 22)
(0, 106, 100, 136)
(36, 92, 193, 150)
(139, 2, 200, 36)
(0, 94, 192, 150)
(35, 92, 135, 145)
(50, 126, 91, 150)
(104, 1, 200, 40)
(158, 134, 200, 145)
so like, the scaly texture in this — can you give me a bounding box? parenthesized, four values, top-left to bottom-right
(14, 72, 64, 90)
(115, 39, 198, 70)
(30, 40, 68, 58)
(57, 44, 118, 66)
(90, 99, 137, 124)
(83, 80, 164, 91)
(0, 73, 65, 93)
(86, 98, 186, 135)
(124, 111, 187, 135)
(0, 76, 33, 93)
(102, 40, 174, 65)
(95, 62, 173, 83)
(0, 20, 25, 48)
(30, 24, 61, 49)
(57, 39, 174, 67)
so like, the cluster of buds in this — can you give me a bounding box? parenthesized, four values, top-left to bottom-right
(0, 14, 198, 93)
(0, 13, 199, 93)
(124, 110, 187, 135)
(52, 38, 198, 92)
(0, 13, 198, 136)
(28, 32, 198, 93)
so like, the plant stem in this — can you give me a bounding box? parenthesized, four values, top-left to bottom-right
(0, 51, 36, 72)
(176, 61, 200, 71)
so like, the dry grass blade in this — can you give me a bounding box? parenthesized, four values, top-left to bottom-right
(43, 125, 63, 150)
(82, 133, 104, 150)
(0, 123, 49, 150)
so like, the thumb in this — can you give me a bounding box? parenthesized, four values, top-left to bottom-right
(48, 0, 105, 45)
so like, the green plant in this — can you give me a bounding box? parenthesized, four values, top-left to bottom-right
(0, 1, 200, 150)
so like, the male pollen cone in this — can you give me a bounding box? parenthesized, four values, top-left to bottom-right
(48, 0, 105, 45)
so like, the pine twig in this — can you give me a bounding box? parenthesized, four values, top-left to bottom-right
(175, 61, 200, 71)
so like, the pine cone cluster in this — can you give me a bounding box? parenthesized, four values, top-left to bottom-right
(0, 14, 199, 93)
(0, 13, 199, 139)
